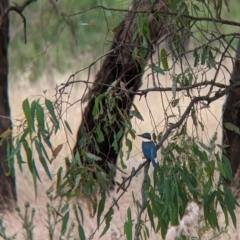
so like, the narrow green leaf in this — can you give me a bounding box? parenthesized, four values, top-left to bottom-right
(22, 99, 33, 134)
(73, 203, 81, 224)
(22, 140, 33, 173)
(124, 208, 132, 240)
(74, 203, 86, 239)
(32, 159, 41, 182)
(61, 211, 69, 235)
(116, 129, 124, 141)
(173, 176, 179, 223)
(128, 128, 136, 139)
(41, 132, 53, 151)
(41, 143, 51, 163)
(5, 143, 14, 176)
(30, 100, 36, 116)
(20, 128, 29, 142)
(193, 48, 200, 67)
(126, 138, 132, 152)
(92, 97, 100, 119)
(139, 35, 148, 58)
(97, 192, 106, 226)
(198, 141, 210, 152)
(224, 122, 240, 135)
(56, 167, 63, 190)
(78, 224, 86, 240)
(119, 150, 127, 169)
(132, 47, 138, 61)
(218, 162, 226, 178)
(152, 64, 165, 75)
(32, 165, 38, 199)
(100, 208, 114, 238)
(78, 206, 84, 224)
(147, 203, 155, 231)
(96, 125, 104, 143)
(7, 141, 20, 160)
(35, 140, 52, 180)
(224, 187, 237, 227)
(222, 155, 233, 182)
(64, 120, 73, 134)
(78, 136, 87, 148)
(131, 104, 144, 121)
(112, 133, 119, 152)
(161, 178, 170, 217)
(36, 102, 45, 130)
(16, 148, 24, 172)
(86, 152, 101, 161)
(61, 203, 69, 214)
(45, 98, 59, 130)
(161, 48, 169, 70)
(201, 45, 208, 65)
(170, 194, 179, 225)
(70, 174, 81, 194)
(93, 138, 100, 154)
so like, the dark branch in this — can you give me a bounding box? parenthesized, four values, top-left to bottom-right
(2, 0, 36, 43)
(59, 80, 228, 98)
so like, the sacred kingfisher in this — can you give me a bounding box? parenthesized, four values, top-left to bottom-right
(138, 132, 157, 167)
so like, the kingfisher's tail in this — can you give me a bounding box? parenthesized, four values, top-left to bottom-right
(151, 158, 157, 168)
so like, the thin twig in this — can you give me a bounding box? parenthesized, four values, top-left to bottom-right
(68, 5, 240, 28)
(134, 161, 150, 240)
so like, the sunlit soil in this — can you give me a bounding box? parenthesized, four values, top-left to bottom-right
(1, 62, 240, 239)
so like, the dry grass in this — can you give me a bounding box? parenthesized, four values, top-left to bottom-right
(1, 63, 240, 239)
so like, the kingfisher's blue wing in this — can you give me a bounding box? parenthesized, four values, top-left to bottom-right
(142, 141, 157, 167)
(152, 142, 157, 158)
(150, 145, 157, 167)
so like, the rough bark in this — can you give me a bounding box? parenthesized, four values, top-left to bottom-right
(0, 0, 17, 210)
(73, 0, 171, 181)
(223, 39, 240, 187)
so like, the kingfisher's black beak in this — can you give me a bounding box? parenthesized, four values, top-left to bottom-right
(137, 134, 143, 138)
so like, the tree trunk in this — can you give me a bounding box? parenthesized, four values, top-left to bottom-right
(73, 0, 172, 182)
(0, 0, 17, 210)
(223, 39, 240, 188)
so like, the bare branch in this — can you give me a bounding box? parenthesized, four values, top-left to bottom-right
(89, 164, 147, 239)
(59, 79, 228, 98)
(156, 81, 240, 150)
(116, 161, 149, 193)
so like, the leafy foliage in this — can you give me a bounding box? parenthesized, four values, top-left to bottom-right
(9, 0, 131, 81)
(5, 0, 240, 239)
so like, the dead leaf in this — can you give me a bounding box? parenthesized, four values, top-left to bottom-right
(120, 81, 126, 90)
(48, 183, 55, 193)
(85, 194, 97, 218)
(0, 129, 11, 138)
(86, 198, 93, 217)
(129, 86, 134, 91)
(51, 143, 63, 160)
(191, 109, 198, 127)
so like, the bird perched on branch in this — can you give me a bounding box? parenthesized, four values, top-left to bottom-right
(138, 132, 157, 167)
